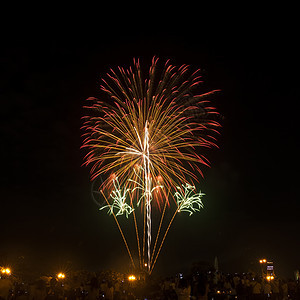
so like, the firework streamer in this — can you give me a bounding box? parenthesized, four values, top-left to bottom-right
(143, 122, 152, 272)
(100, 190, 135, 268)
(129, 166, 163, 269)
(150, 184, 204, 273)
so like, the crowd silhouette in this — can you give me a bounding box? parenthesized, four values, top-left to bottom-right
(0, 269, 299, 300)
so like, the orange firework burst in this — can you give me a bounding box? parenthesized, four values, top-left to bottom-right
(82, 57, 220, 202)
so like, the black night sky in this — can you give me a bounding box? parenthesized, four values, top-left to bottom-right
(1, 14, 299, 278)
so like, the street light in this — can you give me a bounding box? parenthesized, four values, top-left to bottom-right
(1, 267, 11, 276)
(5, 268, 11, 275)
(128, 275, 136, 281)
(57, 272, 65, 279)
(259, 259, 267, 279)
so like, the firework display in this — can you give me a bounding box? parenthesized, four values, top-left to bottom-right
(82, 57, 220, 273)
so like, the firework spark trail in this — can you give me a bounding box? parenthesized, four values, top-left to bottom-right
(129, 166, 163, 269)
(149, 184, 205, 273)
(130, 192, 142, 268)
(143, 122, 152, 272)
(100, 190, 135, 268)
(150, 189, 169, 265)
(82, 57, 221, 272)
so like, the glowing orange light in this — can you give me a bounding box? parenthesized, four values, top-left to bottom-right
(5, 268, 11, 275)
(128, 275, 136, 281)
(157, 175, 163, 182)
(57, 272, 65, 279)
(1, 267, 11, 275)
